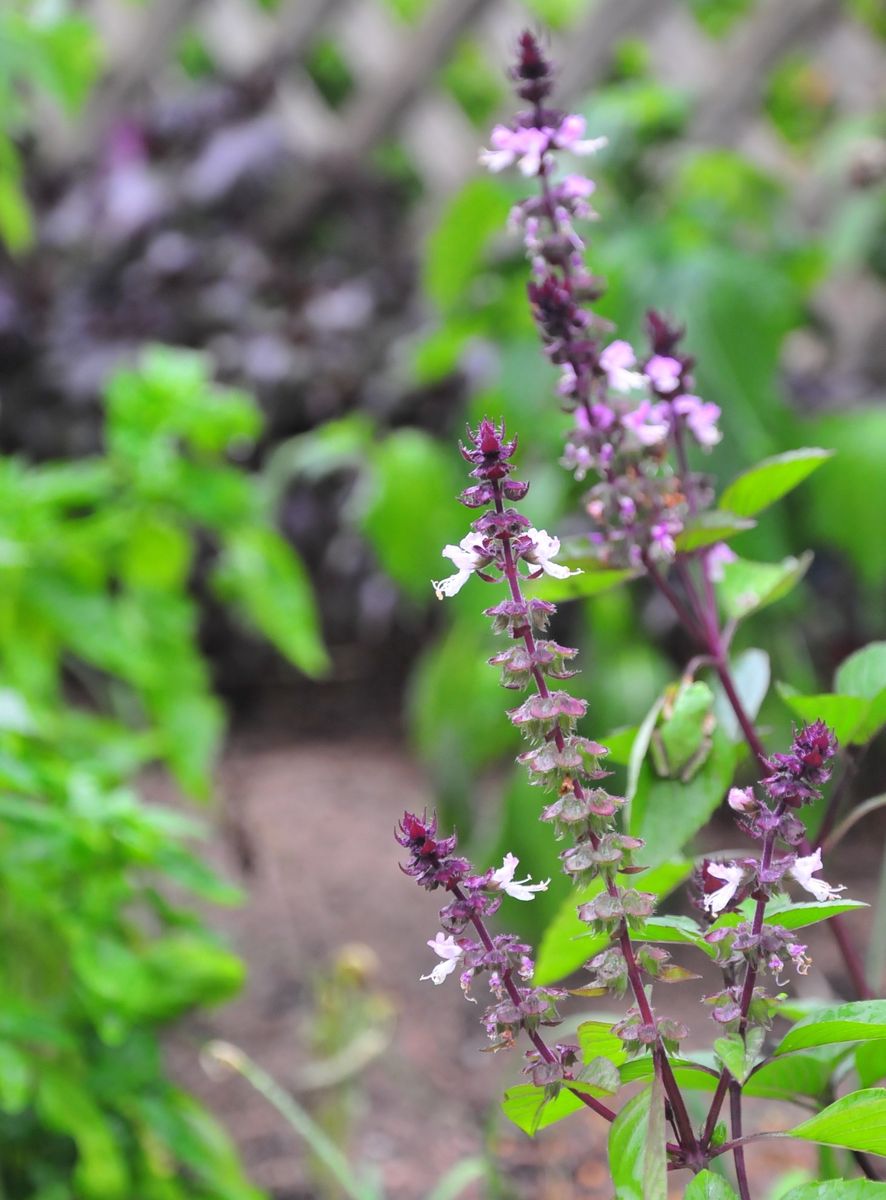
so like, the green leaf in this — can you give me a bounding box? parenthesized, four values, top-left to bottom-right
(627, 695, 665, 804)
(835, 642, 886, 700)
(261, 413, 374, 505)
(685, 1170, 739, 1199)
(805, 409, 886, 588)
(424, 177, 511, 312)
(608, 1085, 666, 1200)
(777, 1002, 886, 1056)
(717, 552, 813, 621)
(214, 525, 329, 677)
(0, 1040, 32, 1113)
(629, 732, 741, 865)
(675, 511, 756, 552)
(710, 897, 867, 937)
(618, 1057, 718, 1092)
(788, 1088, 886, 1156)
(360, 429, 464, 603)
(534, 859, 692, 985)
(713, 648, 770, 743)
(578, 1021, 627, 1067)
(501, 1080, 609, 1136)
(776, 686, 874, 747)
(651, 682, 715, 779)
(714, 1029, 764, 1084)
(780, 1182, 886, 1200)
(719, 448, 833, 518)
(644, 1068, 667, 1200)
(746, 1047, 849, 1101)
(37, 1070, 130, 1198)
(856, 1041, 886, 1089)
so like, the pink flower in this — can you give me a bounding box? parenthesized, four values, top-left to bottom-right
(553, 114, 608, 157)
(491, 853, 550, 901)
(673, 394, 722, 448)
(480, 116, 606, 177)
(645, 355, 682, 394)
(599, 340, 644, 393)
(480, 125, 549, 176)
(707, 542, 737, 582)
(621, 400, 670, 447)
(420, 933, 463, 985)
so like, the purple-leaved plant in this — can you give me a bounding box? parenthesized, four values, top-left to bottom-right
(398, 30, 883, 1196)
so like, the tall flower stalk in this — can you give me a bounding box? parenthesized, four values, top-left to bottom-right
(482, 29, 871, 1006)
(398, 29, 882, 1196)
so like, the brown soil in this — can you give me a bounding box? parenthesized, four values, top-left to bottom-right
(164, 737, 883, 1200)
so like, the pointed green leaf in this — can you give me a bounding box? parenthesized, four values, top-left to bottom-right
(644, 1068, 667, 1200)
(618, 1057, 719, 1092)
(608, 1084, 666, 1200)
(214, 526, 329, 677)
(777, 1002, 886, 1056)
(717, 552, 812, 621)
(578, 1021, 627, 1067)
(501, 1080, 611, 1136)
(746, 1047, 850, 1100)
(780, 1182, 886, 1200)
(776, 687, 873, 746)
(856, 1041, 886, 1089)
(685, 1170, 739, 1199)
(675, 511, 756, 553)
(629, 733, 741, 865)
(788, 1088, 886, 1156)
(720, 449, 833, 518)
(835, 642, 886, 701)
(709, 897, 867, 938)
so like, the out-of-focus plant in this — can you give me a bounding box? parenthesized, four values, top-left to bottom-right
(0, 0, 101, 250)
(395, 32, 886, 1197)
(203, 1040, 490, 1200)
(0, 345, 326, 1197)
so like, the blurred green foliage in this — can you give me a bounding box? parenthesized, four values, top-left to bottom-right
(0, 0, 101, 250)
(0, 346, 327, 1197)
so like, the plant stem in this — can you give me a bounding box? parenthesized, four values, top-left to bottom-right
(492, 481, 698, 1157)
(729, 1083, 751, 1200)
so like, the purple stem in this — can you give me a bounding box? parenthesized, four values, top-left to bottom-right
(451, 881, 619, 1125)
(492, 482, 699, 1158)
(729, 1081, 751, 1200)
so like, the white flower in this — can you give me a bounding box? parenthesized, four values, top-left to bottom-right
(432, 532, 489, 599)
(491, 853, 550, 901)
(524, 528, 581, 580)
(703, 862, 747, 915)
(789, 849, 845, 903)
(420, 933, 463, 985)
